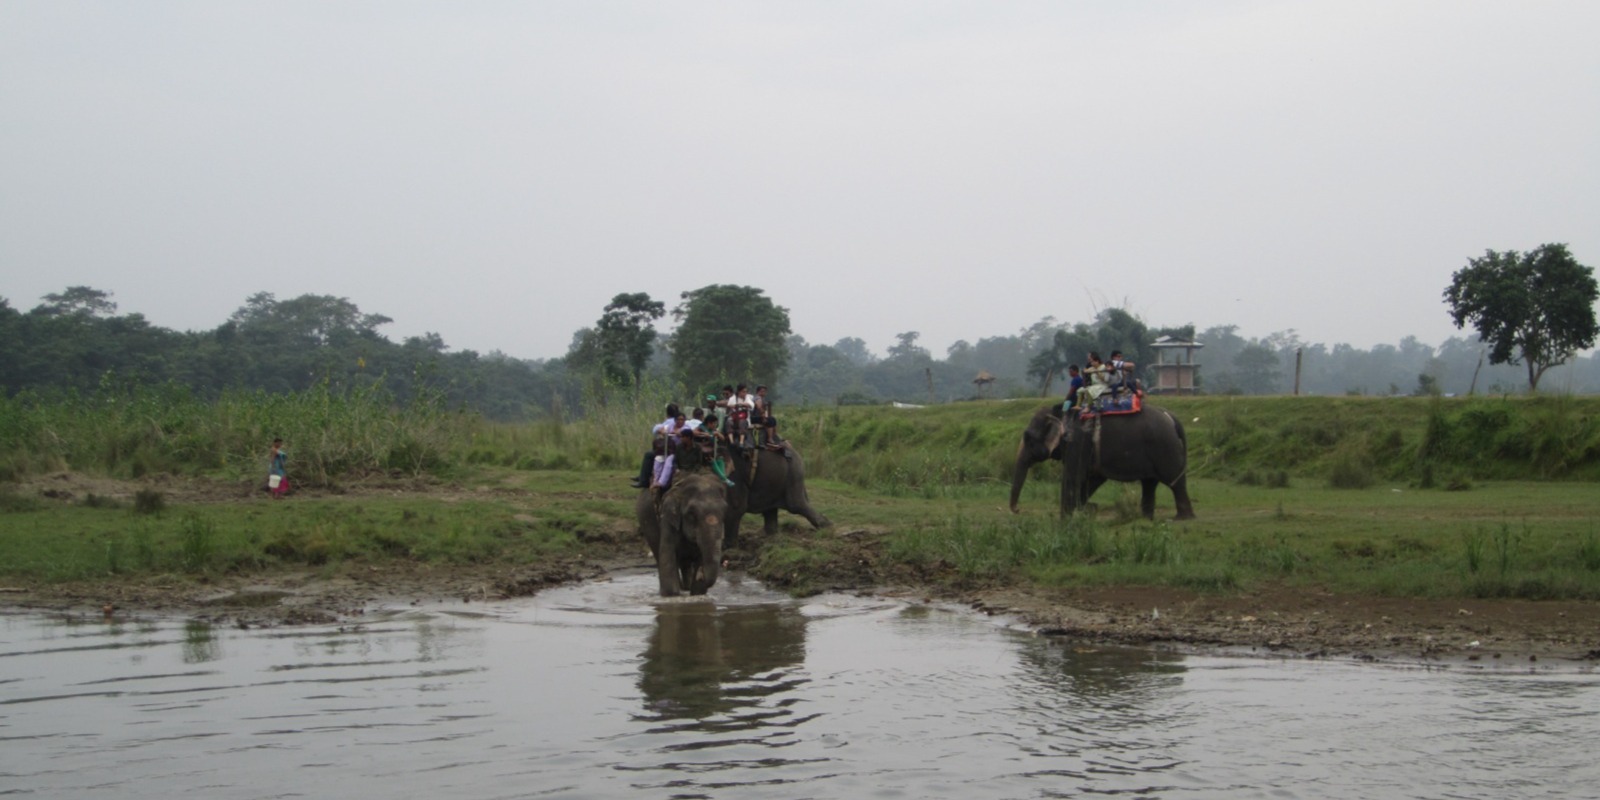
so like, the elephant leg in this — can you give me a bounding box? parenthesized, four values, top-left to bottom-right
(1140, 478, 1158, 519)
(1169, 474, 1197, 520)
(798, 504, 831, 529)
(763, 509, 779, 536)
(677, 562, 694, 594)
(781, 476, 830, 530)
(1082, 475, 1108, 509)
(724, 512, 743, 551)
(657, 534, 683, 597)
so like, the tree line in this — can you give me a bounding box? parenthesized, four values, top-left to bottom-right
(4, 246, 1596, 420)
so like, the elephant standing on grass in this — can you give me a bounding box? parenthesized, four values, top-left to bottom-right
(1008, 403, 1196, 520)
(720, 444, 830, 548)
(637, 472, 730, 596)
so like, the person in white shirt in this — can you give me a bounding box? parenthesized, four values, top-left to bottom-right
(727, 383, 758, 448)
(631, 403, 681, 488)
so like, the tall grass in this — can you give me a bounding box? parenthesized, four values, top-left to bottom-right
(462, 376, 683, 471)
(0, 376, 471, 486)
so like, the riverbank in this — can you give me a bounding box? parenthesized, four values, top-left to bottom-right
(11, 549, 1597, 669)
(3, 472, 1595, 669)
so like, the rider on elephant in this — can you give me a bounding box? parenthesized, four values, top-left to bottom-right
(753, 384, 784, 449)
(1062, 365, 1083, 413)
(1079, 352, 1112, 412)
(1109, 350, 1139, 396)
(727, 383, 758, 449)
(689, 412, 737, 487)
(631, 403, 682, 488)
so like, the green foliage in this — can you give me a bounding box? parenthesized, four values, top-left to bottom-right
(1327, 447, 1375, 489)
(1443, 243, 1599, 391)
(1577, 532, 1600, 572)
(178, 512, 216, 572)
(667, 285, 793, 392)
(0, 378, 470, 485)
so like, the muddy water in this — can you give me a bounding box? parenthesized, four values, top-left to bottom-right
(3, 573, 1597, 799)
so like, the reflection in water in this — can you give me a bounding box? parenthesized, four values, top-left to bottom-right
(636, 600, 809, 725)
(1017, 636, 1185, 702)
(181, 619, 219, 664)
(2, 579, 1598, 799)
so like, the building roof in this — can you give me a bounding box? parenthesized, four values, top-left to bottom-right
(1151, 335, 1204, 348)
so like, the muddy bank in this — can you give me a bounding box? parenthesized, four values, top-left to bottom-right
(963, 585, 1600, 668)
(10, 552, 1597, 669)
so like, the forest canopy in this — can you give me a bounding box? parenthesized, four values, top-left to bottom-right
(3, 285, 1598, 421)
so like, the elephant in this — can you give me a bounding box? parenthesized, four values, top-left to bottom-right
(636, 472, 730, 596)
(719, 443, 831, 548)
(1008, 403, 1196, 520)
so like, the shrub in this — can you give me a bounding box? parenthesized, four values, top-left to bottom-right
(133, 489, 166, 515)
(1327, 450, 1374, 489)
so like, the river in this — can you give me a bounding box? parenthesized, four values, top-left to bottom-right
(3, 572, 1596, 799)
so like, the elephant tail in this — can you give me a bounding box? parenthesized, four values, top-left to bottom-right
(1166, 410, 1191, 486)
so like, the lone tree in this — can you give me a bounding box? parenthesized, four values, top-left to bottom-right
(1443, 244, 1598, 391)
(669, 285, 791, 393)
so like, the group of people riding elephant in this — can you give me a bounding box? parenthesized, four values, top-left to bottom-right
(634, 388, 831, 597)
(1006, 349, 1194, 520)
(635, 353, 1195, 597)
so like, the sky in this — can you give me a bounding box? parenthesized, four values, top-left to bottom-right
(3, 1, 1597, 362)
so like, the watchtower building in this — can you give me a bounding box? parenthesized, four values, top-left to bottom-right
(1149, 336, 1203, 394)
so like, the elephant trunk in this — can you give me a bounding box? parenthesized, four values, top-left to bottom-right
(1008, 443, 1032, 513)
(691, 532, 722, 594)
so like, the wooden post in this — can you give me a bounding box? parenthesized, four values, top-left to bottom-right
(1293, 347, 1303, 396)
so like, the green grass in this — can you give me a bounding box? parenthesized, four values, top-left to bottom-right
(0, 487, 609, 583)
(4, 391, 1600, 603)
(740, 473, 1600, 601)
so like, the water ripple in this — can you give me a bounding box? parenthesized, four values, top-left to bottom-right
(1, 575, 1597, 798)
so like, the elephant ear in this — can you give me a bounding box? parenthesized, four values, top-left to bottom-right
(1043, 418, 1065, 454)
(658, 495, 681, 530)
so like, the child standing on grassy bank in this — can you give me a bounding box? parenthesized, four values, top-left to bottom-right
(268, 438, 289, 498)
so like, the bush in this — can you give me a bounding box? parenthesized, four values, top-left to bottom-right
(1327, 450, 1375, 489)
(133, 489, 166, 515)
(0, 487, 44, 513)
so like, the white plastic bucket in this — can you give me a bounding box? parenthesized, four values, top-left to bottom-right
(268, 474, 282, 489)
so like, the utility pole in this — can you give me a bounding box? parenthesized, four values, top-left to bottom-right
(1293, 347, 1303, 396)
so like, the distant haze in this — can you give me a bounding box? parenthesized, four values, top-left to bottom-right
(3, 2, 1596, 360)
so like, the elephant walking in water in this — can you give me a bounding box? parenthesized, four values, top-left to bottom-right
(1008, 403, 1196, 520)
(636, 472, 730, 596)
(720, 444, 830, 548)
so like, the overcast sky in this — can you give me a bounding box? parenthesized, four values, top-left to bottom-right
(3, 1, 1596, 361)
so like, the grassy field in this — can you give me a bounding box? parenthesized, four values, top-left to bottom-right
(3, 390, 1599, 602)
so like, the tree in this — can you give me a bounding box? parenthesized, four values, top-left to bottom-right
(833, 337, 876, 365)
(595, 292, 665, 389)
(35, 286, 118, 318)
(885, 331, 930, 362)
(1444, 244, 1599, 391)
(1026, 326, 1093, 395)
(668, 285, 792, 393)
(1229, 344, 1283, 394)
